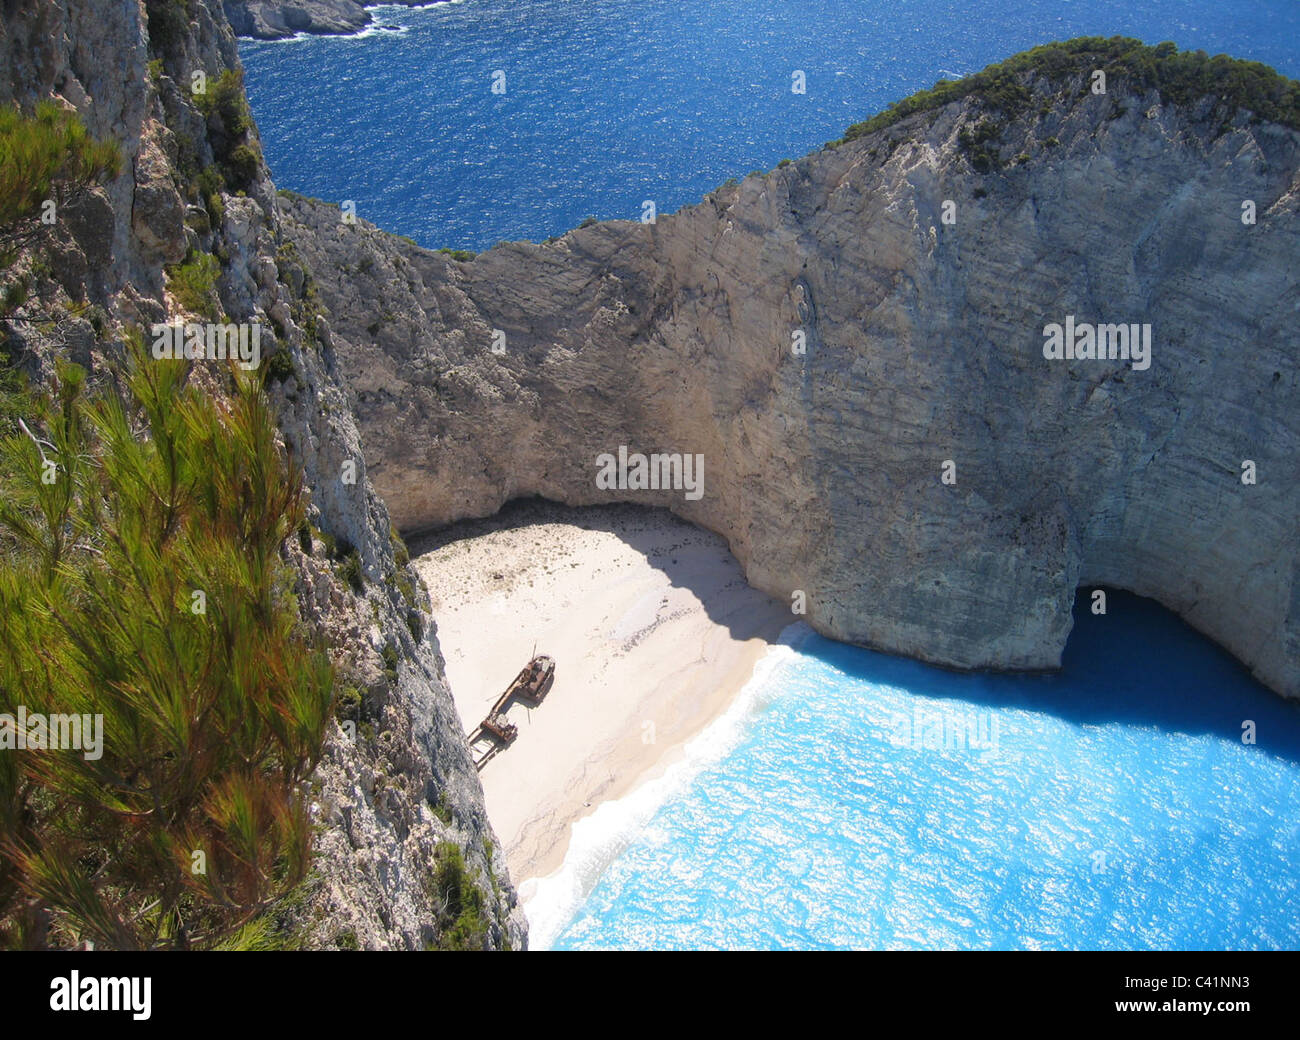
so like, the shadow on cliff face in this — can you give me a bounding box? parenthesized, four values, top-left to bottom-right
(812, 587, 1300, 766)
(411, 498, 1300, 764)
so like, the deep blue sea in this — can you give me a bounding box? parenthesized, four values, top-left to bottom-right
(238, 2, 1300, 950)
(240, 0, 1300, 252)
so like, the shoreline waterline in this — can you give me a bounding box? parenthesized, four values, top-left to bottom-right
(410, 501, 794, 886)
(545, 592, 1300, 951)
(520, 622, 813, 949)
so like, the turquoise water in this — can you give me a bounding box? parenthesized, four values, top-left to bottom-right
(239, 0, 1300, 251)
(547, 592, 1300, 950)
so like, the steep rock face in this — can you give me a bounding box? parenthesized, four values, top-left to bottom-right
(1, 1, 524, 948)
(0, 0, 224, 322)
(282, 77, 1300, 699)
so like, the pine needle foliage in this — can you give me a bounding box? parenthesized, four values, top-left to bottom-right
(0, 340, 333, 949)
(0, 100, 120, 260)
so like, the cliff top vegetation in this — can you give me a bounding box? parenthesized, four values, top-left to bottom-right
(837, 36, 1300, 144)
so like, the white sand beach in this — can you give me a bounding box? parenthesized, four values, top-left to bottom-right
(410, 501, 791, 886)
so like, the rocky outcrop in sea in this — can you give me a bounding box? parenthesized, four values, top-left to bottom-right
(223, 0, 436, 40)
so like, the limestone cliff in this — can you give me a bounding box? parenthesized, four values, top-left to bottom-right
(0, 1, 524, 949)
(280, 42, 1300, 700)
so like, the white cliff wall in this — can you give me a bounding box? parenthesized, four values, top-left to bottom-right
(282, 77, 1299, 699)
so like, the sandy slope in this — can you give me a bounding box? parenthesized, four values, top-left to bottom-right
(411, 501, 790, 884)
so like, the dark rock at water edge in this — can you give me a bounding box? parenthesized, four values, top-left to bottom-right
(223, 0, 444, 40)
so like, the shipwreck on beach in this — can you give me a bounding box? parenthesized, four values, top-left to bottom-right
(468, 655, 556, 770)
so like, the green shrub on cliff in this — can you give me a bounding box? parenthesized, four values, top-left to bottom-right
(957, 118, 1002, 172)
(0, 340, 334, 949)
(0, 102, 120, 350)
(0, 101, 120, 261)
(194, 70, 252, 138)
(838, 37, 1300, 145)
(191, 70, 264, 196)
(164, 250, 221, 318)
(427, 842, 489, 951)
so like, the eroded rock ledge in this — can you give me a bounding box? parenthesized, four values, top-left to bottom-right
(280, 51, 1300, 699)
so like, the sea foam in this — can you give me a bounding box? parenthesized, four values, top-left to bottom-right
(521, 622, 812, 950)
